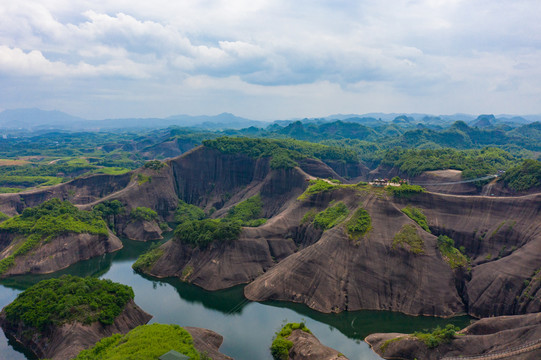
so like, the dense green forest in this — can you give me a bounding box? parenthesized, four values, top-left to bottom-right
(74, 324, 202, 360)
(0, 198, 109, 274)
(0, 116, 540, 193)
(173, 195, 266, 248)
(3, 275, 133, 330)
(501, 159, 541, 191)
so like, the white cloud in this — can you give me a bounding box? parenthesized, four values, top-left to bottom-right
(0, 0, 540, 118)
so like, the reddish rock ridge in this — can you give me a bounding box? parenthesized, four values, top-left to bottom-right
(365, 312, 541, 360)
(184, 326, 234, 360)
(0, 231, 122, 277)
(0, 299, 152, 360)
(123, 219, 164, 241)
(288, 329, 349, 360)
(244, 187, 465, 316)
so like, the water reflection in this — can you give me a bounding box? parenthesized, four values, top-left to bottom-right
(263, 301, 472, 340)
(137, 273, 248, 314)
(0, 237, 473, 360)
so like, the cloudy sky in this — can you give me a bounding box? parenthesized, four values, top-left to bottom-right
(1, 0, 540, 120)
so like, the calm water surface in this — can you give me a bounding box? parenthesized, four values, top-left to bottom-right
(0, 238, 471, 360)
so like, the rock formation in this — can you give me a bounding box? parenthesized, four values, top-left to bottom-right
(0, 299, 152, 360)
(365, 312, 541, 360)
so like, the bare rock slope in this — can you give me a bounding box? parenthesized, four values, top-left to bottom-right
(288, 329, 349, 360)
(0, 231, 122, 276)
(365, 312, 541, 360)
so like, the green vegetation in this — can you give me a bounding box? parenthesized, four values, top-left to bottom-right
(312, 202, 349, 230)
(93, 200, 125, 218)
(132, 245, 164, 272)
(0, 198, 109, 274)
(203, 137, 358, 169)
(392, 224, 425, 254)
(387, 184, 426, 198)
(381, 147, 515, 181)
(300, 209, 317, 224)
(0, 187, 23, 193)
(74, 324, 201, 360)
(174, 219, 241, 248)
(437, 235, 468, 269)
(225, 195, 267, 227)
(413, 324, 460, 348)
(379, 336, 404, 354)
(134, 200, 207, 270)
(270, 322, 312, 360)
(93, 200, 125, 230)
(298, 179, 337, 200)
(345, 208, 372, 241)
(3, 275, 133, 331)
(143, 160, 167, 171)
(130, 207, 159, 222)
(0, 175, 63, 187)
(401, 206, 430, 232)
(136, 173, 151, 185)
(175, 200, 206, 223)
(173, 195, 265, 248)
(501, 159, 541, 191)
(0, 211, 8, 222)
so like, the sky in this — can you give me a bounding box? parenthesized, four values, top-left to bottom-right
(0, 0, 540, 120)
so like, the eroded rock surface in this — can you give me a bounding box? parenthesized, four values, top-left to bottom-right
(0, 231, 122, 276)
(0, 299, 152, 360)
(365, 312, 541, 360)
(288, 329, 349, 360)
(184, 326, 234, 360)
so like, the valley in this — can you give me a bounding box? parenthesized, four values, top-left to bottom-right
(0, 119, 539, 359)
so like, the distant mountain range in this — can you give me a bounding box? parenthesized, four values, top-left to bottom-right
(0, 108, 540, 132)
(0, 108, 267, 131)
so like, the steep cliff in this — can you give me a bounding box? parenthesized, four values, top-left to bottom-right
(0, 231, 122, 276)
(366, 312, 541, 360)
(0, 277, 152, 360)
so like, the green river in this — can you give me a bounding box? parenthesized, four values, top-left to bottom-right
(0, 238, 471, 360)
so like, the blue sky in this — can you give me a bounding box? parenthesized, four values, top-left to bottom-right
(1, 0, 540, 120)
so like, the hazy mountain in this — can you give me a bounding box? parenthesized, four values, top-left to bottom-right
(0, 108, 85, 130)
(0, 109, 268, 131)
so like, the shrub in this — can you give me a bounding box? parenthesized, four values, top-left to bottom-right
(346, 208, 372, 240)
(298, 179, 337, 200)
(3, 275, 133, 331)
(301, 209, 318, 224)
(388, 184, 426, 198)
(270, 322, 311, 360)
(401, 206, 430, 233)
(174, 219, 242, 248)
(132, 246, 164, 272)
(175, 200, 206, 223)
(501, 159, 541, 191)
(437, 235, 468, 268)
(312, 202, 349, 230)
(392, 224, 425, 254)
(226, 195, 267, 226)
(0, 198, 109, 274)
(143, 160, 166, 171)
(413, 324, 460, 348)
(130, 207, 158, 222)
(74, 324, 200, 360)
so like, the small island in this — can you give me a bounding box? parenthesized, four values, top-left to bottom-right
(0, 275, 152, 360)
(74, 323, 233, 360)
(271, 322, 348, 360)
